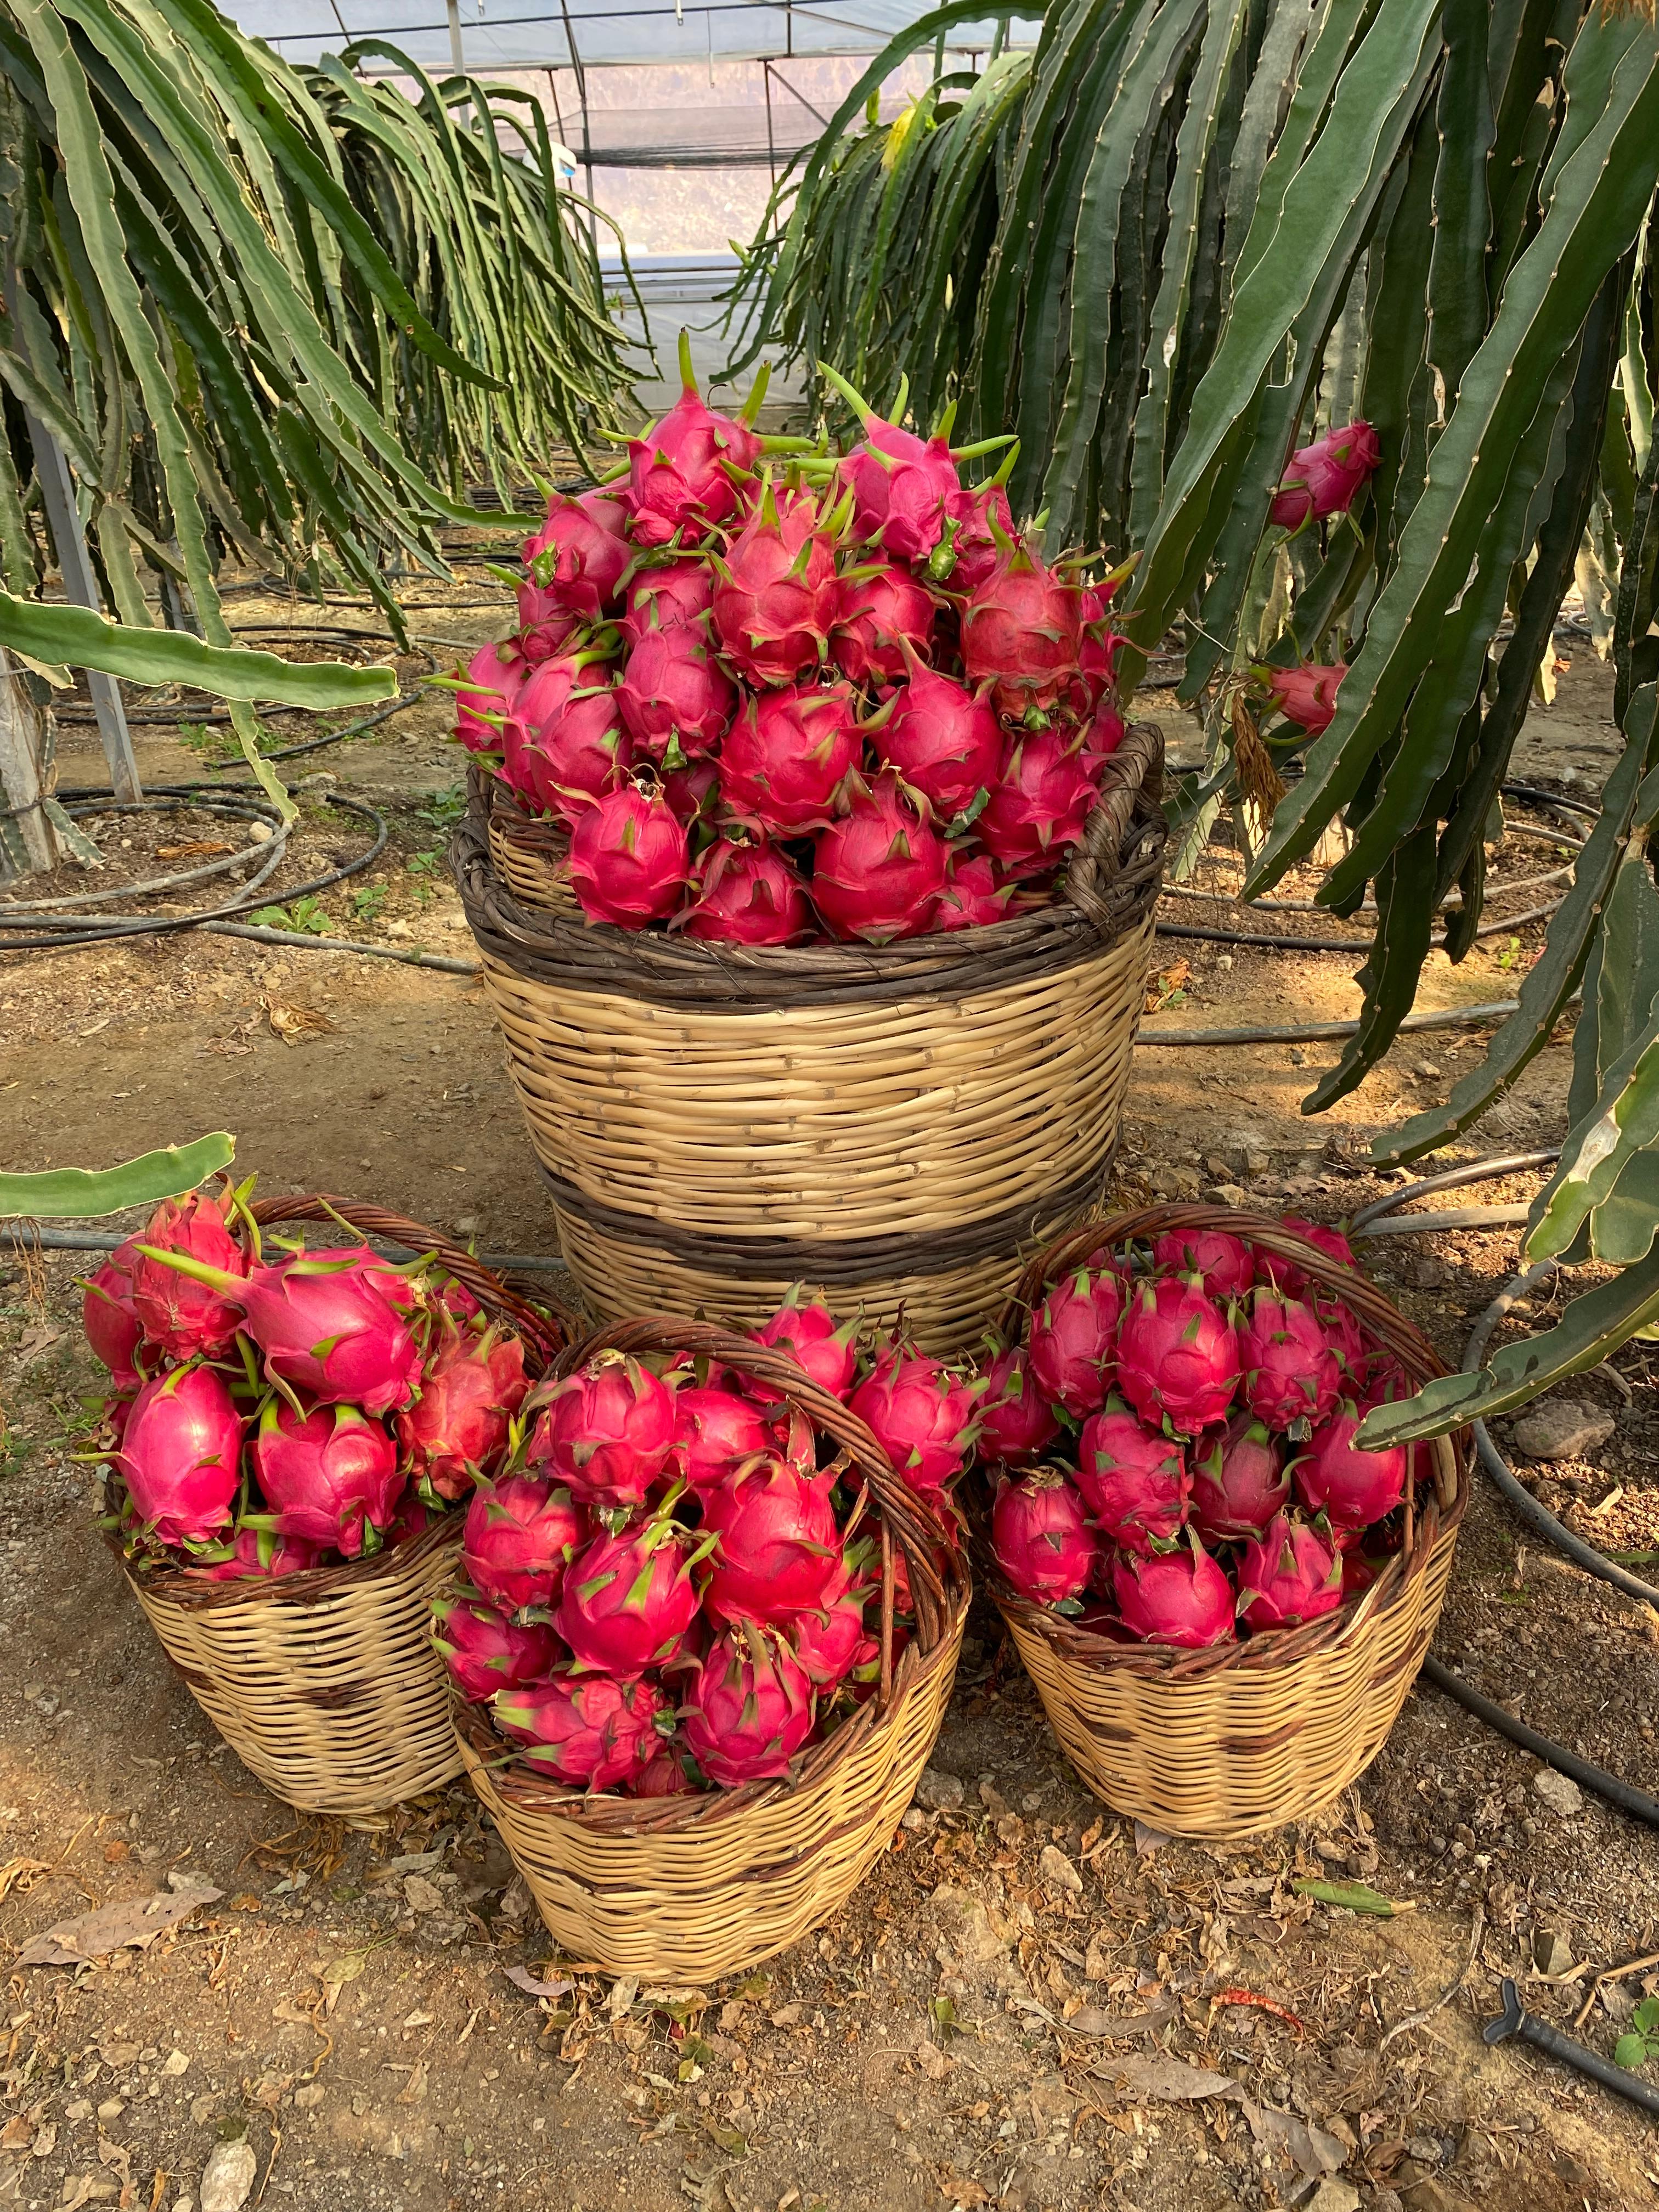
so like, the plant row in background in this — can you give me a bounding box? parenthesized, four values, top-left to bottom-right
(452, 349, 1130, 941)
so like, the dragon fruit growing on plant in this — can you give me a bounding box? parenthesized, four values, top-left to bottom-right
(494, 1673, 665, 1790)
(991, 1469, 1097, 1604)
(681, 1624, 817, 1785)
(1115, 1273, 1241, 1435)
(433, 1595, 561, 1701)
(250, 1397, 404, 1558)
(115, 1364, 243, 1545)
(462, 1474, 587, 1613)
(1074, 1402, 1189, 1554)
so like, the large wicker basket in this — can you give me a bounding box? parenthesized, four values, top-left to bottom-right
(112, 1196, 563, 1818)
(977, 1207, 1470, 1840)
(453, 1316, 969, 1980)
(453, 725, 1166, 1354)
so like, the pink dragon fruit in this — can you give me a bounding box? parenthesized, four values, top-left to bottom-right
(115, 1365, 242, 1545)
(1237, 1292, 1339, 1432)
(869, 653, 1002, 815)
(1259, 1216, 1358, 1297)
(1263, 662, 1346, 736)
(627, 347, 760, 546)
(566, 782, 690, 928)
(432, 1594, 561, 1701)
(1112, 1532, 1237, 1647)
(710, 478, 839, 687)
(526, 1352, 677, 1508)
(810, 771, 950, 944)
(1115, 1273, 1241, 1435)
(1083, 695, 1127, 761)
(555, 1512, 704, 1676)
(849, 1350, 980, 1492)
(834, 399, 961, 562)
(991, 1470, 1097, 1604)
(1282, 1217, 1357, 1271)
(1190, 1414, 1289, 1543)
(494, 1673, 664, 1789)
(462, 1474, 588, 1612)
(515, 577, 583, 665)
(454, 638, 525, 751)
(1269, 421, 1380, 531)
(935, 853, 1016, 929)
(1314, 1292, 1366, 1383)
(1337, 1529, 1380, 1598)
(127, 1190, 247, 1363)
(936, 478, 1014, 594)
(189, 1522, 322, 1580)
(678, 836, 814, 946)
(974, 727, 1099, 877)
(1026, 1266, 1125, 1419)
(614, 625, 736, 762)
(748, 1293, 859, 1402)
(632, 1744, 697, 1796)
(1151, 1227, 1255, 1300)
(701, 1456, 842, 1623)
(1293, 1404, 1407, 1530)
(671, 1385, 778, 1495)
(620, 559, 715, 647)
(828, 561, 937, 686)
(82, 1255, 145, 1389)
(1075, 1402, 1190, 1555)
(393, 1317, 528, 1501)
(682, 1624, 816, 1785)
(789, 1577, 877, 1689)
(720, 682, 860, 836)
(501, 650, 629, 824)
(521, 489, 631, 629)
(251, 1397, 403, 1558)
(1237, 1511, 1344, 1630)
(664, 755, 721, 825)
(975, 1345, 1059, 1464)
(1074, 588, 1124, 707)
(960, 548, 1083, 716)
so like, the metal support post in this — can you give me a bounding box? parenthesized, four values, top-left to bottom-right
(26, 414, 140, 803)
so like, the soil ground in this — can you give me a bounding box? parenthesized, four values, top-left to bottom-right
(1, 579, 1655, 2212)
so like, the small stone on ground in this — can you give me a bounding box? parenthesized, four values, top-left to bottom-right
(1510, 1401, 1616, 1462)
(1532, 1767, 1584, 1818)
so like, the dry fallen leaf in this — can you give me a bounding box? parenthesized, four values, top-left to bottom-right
(504, 1966, 574, 2001)
(1094, 2055, 1242, 2103)
(14, 1880, 222, 1968)
(156, 840, 232, 861)
(263, 997, 334, 1043)
(0, 1857, 51, 1902)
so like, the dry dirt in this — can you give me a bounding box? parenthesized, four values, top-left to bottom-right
(1, 584, 1656, 2212)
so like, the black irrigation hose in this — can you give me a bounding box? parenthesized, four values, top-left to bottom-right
(1421, 1657, 1659, 1827)
(1349, 1149, 1562, 1232)
(1156, 900, 1562, 956)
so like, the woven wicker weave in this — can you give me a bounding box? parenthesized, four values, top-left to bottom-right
(976, 1206, 1471, 1839)
(114, 1197, 562, 1818)
(454, 726, 1166, 1352)
(453, 1316, 968, 1980)
(481, 772, 578, 917)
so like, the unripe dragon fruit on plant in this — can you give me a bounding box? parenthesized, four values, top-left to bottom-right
(681, 1624, 816, 1785)
(251, 1397, 403, 1558)
(627, 343, 760, 546)
(720, 682, 860, 836)
(116, 1364, 242, 1545)
(615, 625, 736, 762)
(960, 547, 1083, 716)
(1190, 1414, 1289, 1543)
(811, 771, 949, 944)
(678, 836, 814, 946)
(710, 477, 839, 687)
(1236, 1511, 1344, 1630)
(975, 1344, 1059, 1464)
(494, 1673, 664, 1790)
(868, 652, 1002, 816)
(849, 1350, 980, 1492)
(828, 561, 937, 687)
(1074, 1402, 1189, 1554)
(555, 1511, 705, 1676)
(526, 1352, 677, 1508)
(1026, 1266, 1125, 1419)
(433, 1595, 561, 1701)
(395, 1317, 528, 1500)
(747, 1291, 860, 1404)
(990, 1470, 1097, 1604)
(1237, 1291, 1339, 1432)
(127, 1190, 247, 1363)
(974, 727, 1099, 878)
(1112, 1530, 1236, 1647)
(1151, 1227, 1255, 1301)
(462, 1474, 588, 1613)
(567, 783, 691, 929)
(701, 1455, 842, 1624)
(1293, 1404, 1406, 1530)
(1115, 1273, 1240, 1435)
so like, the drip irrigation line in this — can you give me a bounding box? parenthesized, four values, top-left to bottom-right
(1138, 997, 1521, 1046)
(50, 689, 425, 753)
(1350, 1149, 1562, 1232)
(1350, 1204, 1534, 1238)
(1420, 1658, 1659, 1827)
(201, 921, 480, 973)
(1162, 861, 1578, 913)
(5, 795, 292, 910)
(1156, 900, 1561, 956)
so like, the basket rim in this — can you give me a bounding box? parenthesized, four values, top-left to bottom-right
(969, 1205, 1473, 1684)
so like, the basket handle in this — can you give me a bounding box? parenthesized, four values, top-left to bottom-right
(1062, 718, 1163, 923)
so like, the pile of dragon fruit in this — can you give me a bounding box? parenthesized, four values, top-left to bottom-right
(982, 1221, 1419, 1647)
(449, 343, 1128, 944)
(437, 1294, 970, 1797)
(84, 1192, 532, 1576)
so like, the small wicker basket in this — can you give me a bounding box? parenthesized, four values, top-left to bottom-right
(453, 1315, 969, 1980)
(975, 1206, 1470, 1840)
(454, 726, 1166, 1353)
(112, 1196, 563, 1819)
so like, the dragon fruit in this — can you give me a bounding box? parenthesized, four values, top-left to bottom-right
(1026, 1266, 1125, 1419)
(526, 1352, 678, 1508)
(615, 625, 736, 762)
(1112, 1532, 1237, 1647)
(869, 654, 1002, 815)
(567, 782, 690, 928)
(394, 1317, 528, 1500)
(1314, 1293, 1367, 1383)
(935, 853, 1016, 929)
(789, 1576, 876, 1688)
(555, 1511, 704, 1676)
(1238, 1293, 1339, 1432)
(1075, 1402, 1190, 1555)
(454, 638, 525, 751)
(960, 548, 1083, 716)
(1283, 1217, 1357, 1272)
(936, 478, 1014, 594)
(679, 835, 814, 946)
(251, 1397, 403, 1558)
(671, 1385, 778, 1495)
(462, 1474, 588, 1613)
(701, 1457, 842, 1623)
(115, 1364, 242, 1545)
(828, 562, 937, 687)
(974, 727, 1099, 877)
(1269, 421, 1380, 531)
(975, 1345, 1059, 1464)
(849, 1351, 980, 1492)
(663, 755, 721, 825)
(1293, 1404, 1407, 1530)
(1259, 1217, 1358, 1297)
(1190, 1414, 1289, 1543)
(681, 1624, 816, 1785)
(747, 1293, 859, 1402)
(494, 1673, 664, 1789)
(710, 478, 839, 687)
(521, 489, 632, 629)
(633, 1743, 697, 1796)
(720, 682, 860, 836)
(82, 1256, 144, 1389)
(189, 1522, 321, 1580)
(810, 771, 950, 944)
(1151, 1227, 1255, 1301)
(515, 577, 583, 665)
(627, 346, 760, 546)
(1237, 1511, 1344, 1630)
(1084, 696, 1127, 762)
(127, 1190, 247, 1363)
(835, 399, 961, 562)
(621, 559, 715, 646)
(1115, 1273, 1241, 1435)
(432, 1594, 561, 1701)
(991, 1470, 1097, 1604)
(1263, 663, 1346, 736)
(501, 650, 629, 824)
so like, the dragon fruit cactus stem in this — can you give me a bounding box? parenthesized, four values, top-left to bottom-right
(1115, 1272, 1241, 1436)
(525, 1351, 678, 1509)
(1074, 1402, 1190, 1555)
(115, 1364, 244, 1547)
(432, 1595, 561, 1701)
(461, 1474, 588, 1613)
(681, 1622, 817, 1786)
